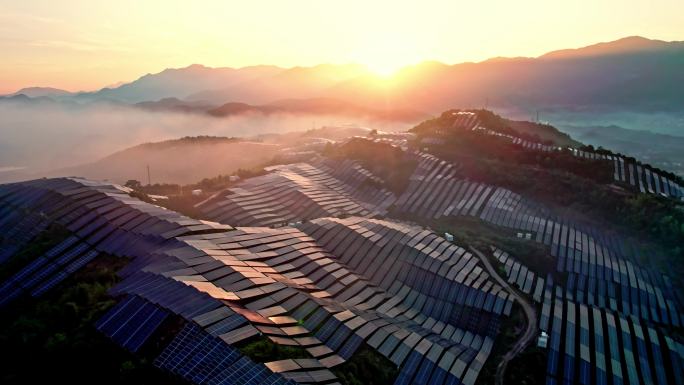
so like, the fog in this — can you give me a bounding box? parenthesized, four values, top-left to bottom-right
(0, 101, 412, 182)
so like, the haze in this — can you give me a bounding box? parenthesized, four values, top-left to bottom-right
(0, 100, 412, 181)
(2, 0, 684, 93)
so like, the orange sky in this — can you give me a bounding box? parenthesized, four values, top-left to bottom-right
(1, 0, 683, 93)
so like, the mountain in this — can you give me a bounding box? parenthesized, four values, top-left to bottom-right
(134, 97, 218, 113)
(13, 36, 684, 114)
(540, 36, 677, 59)
(187, 63, 370, 104)
(4, 87, 72, 98)
(131, 96, 428, 122)
(328, 36, 684, 113)
(74, 64, 284, 103)
(208, 97, 429, 121)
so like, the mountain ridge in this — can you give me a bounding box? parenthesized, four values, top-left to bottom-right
(7, 36, 684, 112)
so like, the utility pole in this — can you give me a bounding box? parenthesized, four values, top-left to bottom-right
(147, 165, 151, 186)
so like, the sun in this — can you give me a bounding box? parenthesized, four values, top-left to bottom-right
(356, 37, 414, 78)
(365, 60, 404, 77)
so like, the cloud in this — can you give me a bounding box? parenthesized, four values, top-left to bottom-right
(0, 101, 409, 182)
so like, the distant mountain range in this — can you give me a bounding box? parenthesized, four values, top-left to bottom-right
(132, 97, 429, 121)
(6, 87, 73, 98)
(3, 36, 684, 114)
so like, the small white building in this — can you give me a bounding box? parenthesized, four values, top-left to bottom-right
(537, 331, 549, 348)
(444, 232, 454, 242)
(229, 175, 240, 182)
(191, 189, 203, 196)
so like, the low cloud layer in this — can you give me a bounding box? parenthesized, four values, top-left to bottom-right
(0, 101, 412, 182)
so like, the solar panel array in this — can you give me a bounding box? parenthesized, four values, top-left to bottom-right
(368, 135, 684, 383)
(418, 111, 684, 201)
(467, 115, 684, 200)
(96, 294, 169, 352)
(492, 248, 546, 303)
(538, 282, 684, 385)
(198, 158, 396, 226)
(387, 147, 683, 329)
(487, 245, 684, 384)
(0, 176, 516, 384)
(0, 177, 232, 307)
(2, 118, 683, 384)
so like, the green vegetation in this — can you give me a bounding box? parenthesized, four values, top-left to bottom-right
(325, 138, 418, 195)
(123, 166, 270, 220)
(419, 128, 613, 185)
(237, 336, 312, 362)
(332, 345, 398, 385)
(125, 166, 268, 197)
(618, 194, 684, 276)
(0, 254, 185, 385)
(134, 136, 241, 150)
(412, 109, 580, 147)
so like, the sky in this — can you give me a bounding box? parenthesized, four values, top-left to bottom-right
(1, 0, 683, 93)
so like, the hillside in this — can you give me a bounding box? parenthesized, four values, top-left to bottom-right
(1, 108, 683, 385)
(47, 136, 283, 184)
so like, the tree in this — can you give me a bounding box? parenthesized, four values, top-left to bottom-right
(124, 180, 142, 190)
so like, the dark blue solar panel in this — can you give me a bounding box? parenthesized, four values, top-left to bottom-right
(338, 333, 363, 360)
(326, 325, 351, 350)
(413, 355, 436, 385)
(315, 317, 341, 342)
(153, 323, 288, 385)
(205, 313, 247, 336)
(124, 307, 168, 352)
(428, 366, 448, 384)
(394, 351, 423, 385)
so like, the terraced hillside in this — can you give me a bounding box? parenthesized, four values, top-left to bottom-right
(198, 158, 397, 226)
(1, 109, 683, 385)
(0, 178, 510, 385)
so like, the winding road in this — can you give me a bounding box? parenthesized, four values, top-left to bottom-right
(469, 247, 538, 385)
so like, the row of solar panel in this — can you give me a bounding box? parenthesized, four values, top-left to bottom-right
(464, 121, 684, 199)
(389, 146, 681, 327)
(2, 179, 313, 383)
(96, 295, 169, 352)
(198, 160, 395, 227)
(612, 157, 684, 199)
(309, 157, 396, 212)
(155, 323, 297, 385)
(492, 248, 545, 302)
(478, 187, 682, 327)
(158, 220, 499, 385)
(302, 218, 513, 319)
(543, 296, 682, 385)
(563, 272, 681, 327)
(390, 147, 673, 317)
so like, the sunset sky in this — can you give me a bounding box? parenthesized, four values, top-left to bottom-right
(1, 0, 683, 93)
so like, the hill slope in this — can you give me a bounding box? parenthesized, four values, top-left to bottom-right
(47, 136, 282, 184)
